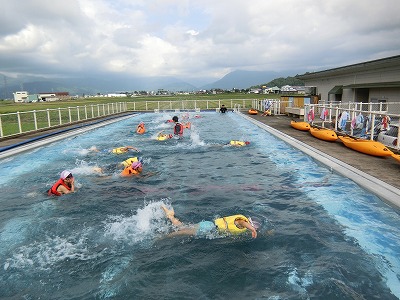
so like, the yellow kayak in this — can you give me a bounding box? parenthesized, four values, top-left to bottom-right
(290, 120, 310, 131)
(309, 127, 338, 142)
(338, 136, 394, 157)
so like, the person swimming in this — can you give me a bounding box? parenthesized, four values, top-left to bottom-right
(48, 170, 75, 196)
(161, 205, 260, 238)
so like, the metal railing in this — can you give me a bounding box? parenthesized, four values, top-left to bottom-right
(125, 99, 259, 112)
(305, 102, 400, 150)
(0, 99, 262, 139)
(0, 102, 127, 138)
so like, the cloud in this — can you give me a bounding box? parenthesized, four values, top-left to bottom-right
(0, 0, 399, 84)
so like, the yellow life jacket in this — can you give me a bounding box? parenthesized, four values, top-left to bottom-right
(112, 147, 127, 154)
(230, 140, 246, 146)
(157, 134, 172, 141)
(121, 157, 138, 167)
(214, 215, 249, 234)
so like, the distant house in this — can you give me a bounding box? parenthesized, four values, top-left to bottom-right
(38, 93, 58, 101)
(13, 91, 28, 103)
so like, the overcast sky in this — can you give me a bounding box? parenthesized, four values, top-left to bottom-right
(1, 0, 399, 85)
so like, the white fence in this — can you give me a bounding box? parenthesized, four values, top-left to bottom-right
(0, 99, 259, 139)
(0, 102, 127, 138)
(304, 102, 400, 150)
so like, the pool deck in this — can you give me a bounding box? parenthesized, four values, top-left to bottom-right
(242, 112, 400, 209)
(1, 111, 399, 208)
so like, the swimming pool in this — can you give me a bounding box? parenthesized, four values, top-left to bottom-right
(0, 111, 399, 299)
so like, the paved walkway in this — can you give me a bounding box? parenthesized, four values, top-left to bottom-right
(245, 113, 400, 190)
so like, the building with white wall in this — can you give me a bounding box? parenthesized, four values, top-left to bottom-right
(296, 55, 400, 104)
(13, 91, 28, 103)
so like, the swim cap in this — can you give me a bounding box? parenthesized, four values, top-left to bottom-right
(131, 161, 142, 170)
(248, 217, 261, 230)
(60, 170, 72, 179)
(245, 141, 250, 145)
(172, 116, 178, 122)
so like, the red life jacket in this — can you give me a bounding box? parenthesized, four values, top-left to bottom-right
(48, 178, 71, 196)
(174, 123, 184, 135)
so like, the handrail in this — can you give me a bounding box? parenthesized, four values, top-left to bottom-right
(305, 103, 400, 150)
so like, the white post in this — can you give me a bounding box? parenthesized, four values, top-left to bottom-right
(77, 106, 80, 121)
(47, 109, 51, 127)
(33, 110, 38, 130)
(17, 112, 22, 133)
(68, 107, 72, 123)
(0, 116, 3, 137)
(370, 114, 376, 141)
(58, 108, 62, 125)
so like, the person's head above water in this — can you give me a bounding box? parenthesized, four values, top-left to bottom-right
(172, 116, 178, 122)
(245, 141, 250, 145)
(131, 161, 142, 170)
(60, 170, 73, 180)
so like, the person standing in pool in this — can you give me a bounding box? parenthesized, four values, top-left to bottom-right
(219, 104, 227, 113)
(161, 205, 259, 238)
(172, 116, 184, 137)
(48, 170, 75, 196)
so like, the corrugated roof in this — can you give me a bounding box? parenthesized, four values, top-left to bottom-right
(296, 55, 400, 79)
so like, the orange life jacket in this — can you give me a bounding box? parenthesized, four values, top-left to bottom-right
(136, 125, 145, 134)
(121, 166, 142, 177)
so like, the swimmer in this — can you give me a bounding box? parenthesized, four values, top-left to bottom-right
(211, 140, 250, 148)
(136, 122, 146, 134)
(94, 159, 157, 179)
(161, 205, 260, 238)
(156, 130, 173, 141)
(121, 161, 158, 178)
(48, 170, 75, 196)
(228, 140, 250, 147)
(121, 161, 143, 177)
(89, 145, 140, 154)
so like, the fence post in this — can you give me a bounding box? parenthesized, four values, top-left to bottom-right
(33, 110, 38, 130)
(77, 106, 80, 121)
(370, 114, 376, 141)
(103, 104, 106, 116)
(17, 111, 22, 133)
(68, 107, 72, 123)
(58, 108, 62, 125)
(334, 107, 339, 131)
(0, 116, 3, 137)
(84, 105, 88, 120)
(46, 109, 51, 127)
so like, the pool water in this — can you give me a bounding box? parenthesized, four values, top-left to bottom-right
(0, 112, 400, 299)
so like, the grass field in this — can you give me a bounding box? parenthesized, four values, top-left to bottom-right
(0, 93, 278, 114)
(0, 93, 282, 137)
